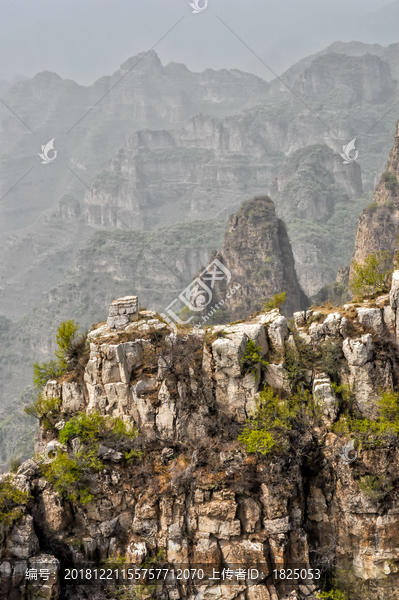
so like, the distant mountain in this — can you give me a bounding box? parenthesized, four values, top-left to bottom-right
(351, 120, 399, 270)
(80, 49, 397, 294)
(0, 39, 398, 469)
(0, 0, 396, 83)
(0, 51, 270, 320)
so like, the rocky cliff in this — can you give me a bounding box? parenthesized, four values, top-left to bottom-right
(351, 120, 399, 268)
(205, 196, 308, 319)
(81, 50, 397, 296)
(0, 218, 227, 469)
(2, 275, 399, 598)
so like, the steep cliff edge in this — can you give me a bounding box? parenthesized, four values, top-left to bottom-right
(2, 277, 399, 598)
(207, 196, 308, 319)
(351, 121, 399, 267)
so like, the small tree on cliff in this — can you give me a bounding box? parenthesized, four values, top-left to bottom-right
(32, 320, 81, 389)
(350, 251, 393, 298)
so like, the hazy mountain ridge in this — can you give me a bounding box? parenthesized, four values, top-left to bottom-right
(80, 49, 395, 294)
(0, 218, 227, 468)
(0, 40, 398, 468)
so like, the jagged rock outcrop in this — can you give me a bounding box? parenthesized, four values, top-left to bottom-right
(3, 276, 399, 598)
(351, 120, 399, 268)
(207, 196, 308, 319)
(274, 145, 364, 296)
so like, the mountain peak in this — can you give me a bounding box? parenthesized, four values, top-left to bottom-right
(119, 50, 163, 75)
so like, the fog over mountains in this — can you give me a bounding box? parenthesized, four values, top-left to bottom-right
(0, 0, 398, 83)
(0, 1, 398, 468)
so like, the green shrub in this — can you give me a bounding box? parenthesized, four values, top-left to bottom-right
(59, 412, 108, 445)
(262, 291, 286, 311)
(378, 389, 399, 421)
(33, 360, 63, 390)
(284, 347, 307, 388)
(9, 457, 21, 473)
(124, 449, 144, 463)
(240, 339, 269, 377)
(320, 340, 346, 381)
(333, 389, 399, 446)
(59, 412, 138, 445)
(42, 412, 139, 505)
(331, 382, 353, 404)
(41, 452, 99, 505)
(238, 386, 321, 455)
(366, 201, 378, 212)
(317, 591, 348, 600)
(54, 320, 80, 370)
(24, 395, 61, 428)
(311, 282, 349, 306)
(350, 251, 393, 298)
(284, 334, 318, 388)
(0, 475, 30, 525)
(382, 171, 398, 192)
(359, 474, 393, 503)
(32, 320, 81, 391)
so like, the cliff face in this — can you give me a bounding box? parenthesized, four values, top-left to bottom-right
(3, 279, 399, 598)
(274, 145, 365, 296)
(81, 50, 397, 297)
(0, 50, 269, 324)
(351, 121, 399, 267)
(0, 219, 227, 469)
(292, 53, 394, 105)
(209, 196, 308, 319)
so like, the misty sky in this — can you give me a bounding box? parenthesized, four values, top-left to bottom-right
(0, 0, 397, 84)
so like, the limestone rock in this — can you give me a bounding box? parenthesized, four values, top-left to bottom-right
(383, 305, 396, 331)
(107, 296, 138, 330)
(258, 310, 288, 350)
(356, 307, 384, 335)
(62, 381, 84, 414)
(41, 489, 71, 531)
(98, 445, 123, 462)
(161, 447, 174, 464)
(102, 340, 148, 384)
(390, 271, 399, 310)
(207, 197, 308, 321)
(87, 323, 111, 341)
(342, 334, 373, 366)
(307, 487, 328, 523)
(16, 459, 39, 480)
(6, 516, 39, 559)
(264, 363, 290, 391)
(313, 374, 339, 426)
(293, 311, 306, 327)
(127, 541, 148, 564)
(156, 380, 176, 438)
(263, 517, 291, 535)
(260, 484, 288, 520)
(132, 379, 156, 430)
(323, 312, 342, 336)
(42, 380, 61, 400)
(219, 539, 266, 568)
(193, 538, 221, 564)
(212, 325, 264, 422)
(240, 497, 261, 533)
(247, 585, 271, 600)
(26, 554, 60, 599)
